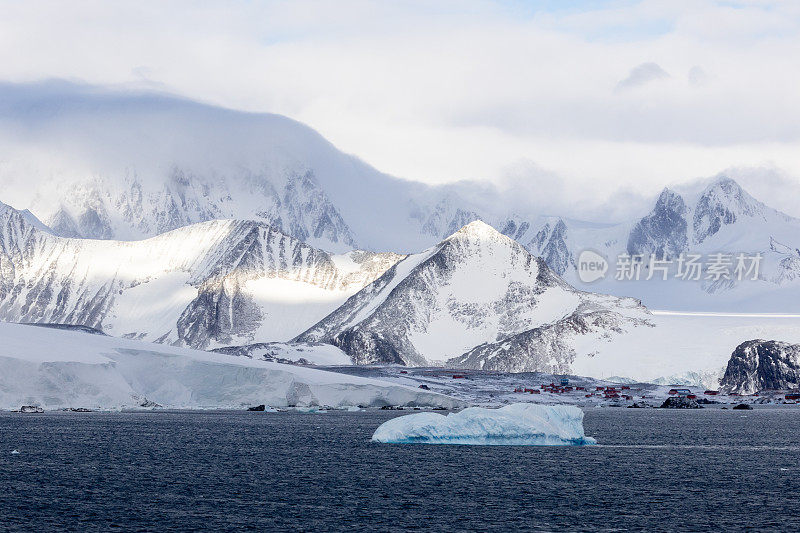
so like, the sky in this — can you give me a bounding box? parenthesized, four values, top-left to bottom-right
(1, 0, 800, 215)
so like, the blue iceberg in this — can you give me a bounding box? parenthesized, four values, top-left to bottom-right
(371, 403, 596, 446)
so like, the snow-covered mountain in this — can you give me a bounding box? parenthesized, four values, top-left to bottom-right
(296, 221, 652, 372)
(0, 80, 466, 254)
(3, 81, 365, 251)
(0, 200, 401, 348)
(493, 177, 800, 312)
(499, 177, 795, 269)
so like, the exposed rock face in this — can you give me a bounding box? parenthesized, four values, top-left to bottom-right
(499, 217, 531, 242)
(720, 340, 800, 394)
(49, 208, 82, 238)
(256, 171, 355, 251)
(528, 219, 574, 275)
(297, 221, 651, 371)
(174, 221, 350, 348)
(627, 188, 688, 258)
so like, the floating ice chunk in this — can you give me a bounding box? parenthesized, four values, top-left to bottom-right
(293, 406, 328, 413)
(371, 403, 596, 446)
(11, 450, 20, 454)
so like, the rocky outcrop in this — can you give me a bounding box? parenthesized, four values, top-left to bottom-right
(660, 396, 701, 409)
(23, 323, 107, 335)
(720, 340, 800, 394)
(499, 217, 531, 242)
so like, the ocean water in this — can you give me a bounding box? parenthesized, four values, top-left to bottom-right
(1, 408, 800, 532)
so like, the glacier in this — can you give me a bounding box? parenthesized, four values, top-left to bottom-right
(371, 403, 596, 446)
(0, 322, 458, 411)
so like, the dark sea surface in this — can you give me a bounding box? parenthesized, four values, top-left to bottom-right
(1, 407, 799, 532)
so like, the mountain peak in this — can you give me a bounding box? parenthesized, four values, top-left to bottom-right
(0, 198, 53, 235)
(692, 175, 768, 244)
(703, 175, 745, 197)
(697, 175, 761, 213)
(654, 187, 686, 212)
(447, 219, 505, 241)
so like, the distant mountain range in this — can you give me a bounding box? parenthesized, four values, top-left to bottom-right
(2, 81, 799, 312)
(2, 81, 800, 382)
(0, 199, 649, 374)
(4, 198, 800, 382)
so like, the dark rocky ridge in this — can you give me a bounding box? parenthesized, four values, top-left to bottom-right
(22, 323, 107, 335)
(627, 188, 688, 259)
(720, 340, 800, 394)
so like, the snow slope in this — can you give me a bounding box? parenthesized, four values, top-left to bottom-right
(371, 403, 595, 446)
(0, 322, 457, 410)
(0, 202, 401, 348)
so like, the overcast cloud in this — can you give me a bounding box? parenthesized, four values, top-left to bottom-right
(1, 0, 800, 211)
(615, 62, 670, 90)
